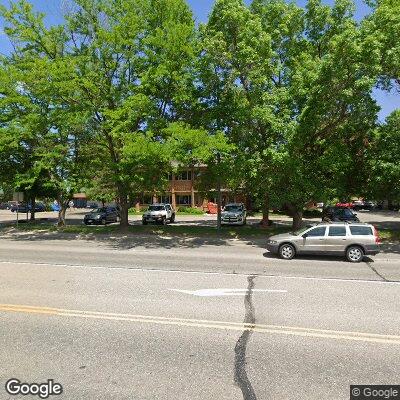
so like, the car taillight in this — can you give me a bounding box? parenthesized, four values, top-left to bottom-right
(373, 226, 380, 244)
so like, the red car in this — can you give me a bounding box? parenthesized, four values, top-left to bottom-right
(335, 201, 354, 208)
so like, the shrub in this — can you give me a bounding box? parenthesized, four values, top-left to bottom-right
(177, 207, 204, 214)
(128, 206, 148, 214)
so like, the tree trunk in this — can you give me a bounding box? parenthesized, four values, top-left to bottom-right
(286, 202, 303, 230)
(260, 193, 270, 227)
(292, 210, 303, 230)
(58, 205, 67, 227)
(216, 153, 222, 230)
(30, 195, 36, 221)
(118, 191, 129, 228)
(217, 180, 222, 230)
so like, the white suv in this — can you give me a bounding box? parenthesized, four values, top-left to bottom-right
(142, 204, 175, 225)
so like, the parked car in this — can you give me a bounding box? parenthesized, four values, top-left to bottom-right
(0, 202, 11, 210)
(352, 200, 377, 211)
(266, 222, 380, 262)
(351, 200, 364, 210)
(322, 206, 359, 222)
(335, 201, 354, 208)
(84, 207, 120, 225)
(142, 204, 175, 225)
(363, 200, 377, 211)
(221, 203, 247, 226)
(388, 203, 400, 211)
(10, 202, 46, 213)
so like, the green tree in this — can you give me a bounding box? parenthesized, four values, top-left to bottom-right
(1, 0, 197, 227)
(367, 110, 400, 203)
(198, 0, 278, 226)
(57, 0, 196, 227)
(165, 122, 235, 228)
(254, 0, 377, 228)
(0, 1, 92, 225)
(362, 0, 400, 91)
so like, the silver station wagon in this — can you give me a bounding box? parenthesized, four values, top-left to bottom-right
(266, 222, 380, 262)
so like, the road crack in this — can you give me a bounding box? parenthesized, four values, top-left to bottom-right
(234, 275, 258, 400)
(364, 261, 390, 282)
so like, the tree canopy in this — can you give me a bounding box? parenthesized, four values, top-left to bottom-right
(0, 0, 398, 229)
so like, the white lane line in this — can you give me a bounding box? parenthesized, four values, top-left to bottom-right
(169, 288, 287, 297)
(0, 260, 399, 285)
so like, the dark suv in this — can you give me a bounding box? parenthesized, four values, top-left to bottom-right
(84, 207, 120, 225)
(322, 206, 359, 222)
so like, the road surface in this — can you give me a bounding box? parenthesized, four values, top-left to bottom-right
(0, 236, 399, 399)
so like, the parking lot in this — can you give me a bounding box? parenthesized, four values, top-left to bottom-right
(1, 208, 399, 231)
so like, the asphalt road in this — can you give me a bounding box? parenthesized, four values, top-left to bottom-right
(0, 236, 399, 400)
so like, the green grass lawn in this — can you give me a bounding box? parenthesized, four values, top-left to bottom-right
(2, 221, 399, 242)
(0, 221, 291, 238)
(378, 229, 400, 242)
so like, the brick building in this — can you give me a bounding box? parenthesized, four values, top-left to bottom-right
(134, 167, 246, 211)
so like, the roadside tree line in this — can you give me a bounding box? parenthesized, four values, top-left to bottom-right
(0, 0, 399, 229)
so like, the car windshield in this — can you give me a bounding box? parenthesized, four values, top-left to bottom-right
(343, 209, 354, 217)
(292, 227, 309, 235)
(94, 208, 107, 213)
(224, 205, 242, 212)
(149, 205, 165, 211)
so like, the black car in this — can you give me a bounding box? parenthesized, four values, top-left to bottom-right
(0, 202, 11, 210)
(322, 206, 360, 222)
(84, 207, 120, 225)
(352, 200, 377, 211)
(10, 202, 46, 213)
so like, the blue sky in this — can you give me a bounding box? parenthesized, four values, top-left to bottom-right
(0, 0, 398, 120)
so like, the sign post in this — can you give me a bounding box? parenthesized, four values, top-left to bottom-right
(13, 192, 24, 227)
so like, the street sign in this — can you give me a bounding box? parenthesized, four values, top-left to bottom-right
(169, 288, 287, 297)
(12, 192, 24, 226)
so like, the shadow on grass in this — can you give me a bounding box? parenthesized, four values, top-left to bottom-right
(2, 219, 399, 254)
(0, 221, 292, 251)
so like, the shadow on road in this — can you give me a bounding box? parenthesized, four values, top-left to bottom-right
(262, 251, 376, 263)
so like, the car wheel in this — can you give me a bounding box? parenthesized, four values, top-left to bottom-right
(346, 246, 364, 263)
(101, 218, 106, 226)
(142, 220, 148, 225)
(170, 214, 175, 223)
(162, 216, 167, 226)
(279, 243, 295, 260)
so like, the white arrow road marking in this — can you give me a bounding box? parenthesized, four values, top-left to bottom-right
(169, 288, 287, 297)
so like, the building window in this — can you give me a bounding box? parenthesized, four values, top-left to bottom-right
(160, 195, 172, 204)
(166, 172, 173, 181)
(176, 170, 192, 181)
(142, 195, 152, 204)
(177, 195, 191, 205)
